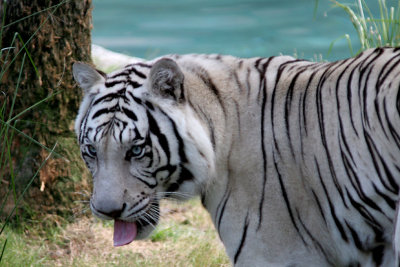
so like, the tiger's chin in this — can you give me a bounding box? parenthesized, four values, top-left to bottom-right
(90, 201, 160, 247)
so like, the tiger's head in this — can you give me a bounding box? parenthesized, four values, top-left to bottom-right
(72, 58, 215, 246)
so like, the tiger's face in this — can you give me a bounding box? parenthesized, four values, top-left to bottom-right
(73, 59, 214, 246)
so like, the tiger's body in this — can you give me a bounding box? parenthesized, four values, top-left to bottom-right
(73, 47, 400, 266)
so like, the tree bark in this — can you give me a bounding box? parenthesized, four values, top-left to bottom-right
(0, 0, 92, 219)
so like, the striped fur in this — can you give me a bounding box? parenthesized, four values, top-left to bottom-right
(73, 47, 400, 266)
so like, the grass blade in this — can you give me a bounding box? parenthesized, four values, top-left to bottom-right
(328, 34, 354, 57)
(0, 239, 7, 262)
(0, 1, 6, 51)
(0, 121, 62, 158)
(6, 89, 61, 124)
(17, 34, 40, 79)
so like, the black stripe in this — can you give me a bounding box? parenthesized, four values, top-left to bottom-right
(302, 64, 325, 135)
(108, 70, 130, 79)
(195, 67, 227, 117)
(296, 209, 332, 263)
(245, 67, 252, 101)
(315, 61, 348, 207)
(134, 62, 152, 68)
(257, 57, 273, 231)
(345, 188, 384, 229)
(362, 67, 374, 127)
(161, 110, 187, 163)
(376, 52, 400, 90)
(364, 131, 398, 194)
(298, 92, 306, 158)
(92, 121, 111, 142)
(360, 50, 385, 128)
(105, 79, 125, 88)
(334, 54, 362, 139)
(234, 212, 250, 264)
(154, 164, 177, 181)
(270, 61, 289, 155)
(311, 189, 327, 225)
(217, 188, 231, 235)
(346, 57, 363, 137)
(145, 101, 155, 110)
(233, 69, 245, 94)
(397, 81, 400, 116)
(384, 99, 400, 148)
(147, 110, 171, 161)
(92, 105, 119, 119)
(79, 98, 95, 142)
(166, 166, 194, 192)
(93, 92, 123, 106)
(135, 174, 157, 188)
(92, 88, 128, 105)
(273, 151, 306, 245)
(345, 220, 365, 251)
(284, 67, 306, 158)
(372, 183, 396, 210)
(315, 157, 349, 242)
(122, 107, 138, 121)
(127, 80, 142, 89)
(176, 166, 194, 184)
(373, 54, 400, 139)
(273, 61, 311, 156)
(128, 66, 147, 79)
(338, 116, 355, 165)
(186, 98, 216, 149)
(340, 149, 384, 213)
(372, 245, 385, 265)
(128, 91, 142, 104)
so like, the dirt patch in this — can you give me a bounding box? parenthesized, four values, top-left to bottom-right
(46, 199, 226, 266)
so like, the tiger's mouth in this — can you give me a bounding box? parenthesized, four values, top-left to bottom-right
(112, 201, 160, 247)
(90, 195, 160, 246)
(114, 219, 137, 246)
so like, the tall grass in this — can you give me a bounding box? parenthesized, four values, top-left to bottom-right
(0, 2, 59, 263)
(328, 0, 400, 55)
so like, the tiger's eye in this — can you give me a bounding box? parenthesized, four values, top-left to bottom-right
(86, 145, 97, 157)
(131, 145, 143, 156)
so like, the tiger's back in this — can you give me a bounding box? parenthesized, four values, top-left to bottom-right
(73, 47, 400, 266)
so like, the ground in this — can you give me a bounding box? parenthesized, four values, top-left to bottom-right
(1, 199, 229, 266)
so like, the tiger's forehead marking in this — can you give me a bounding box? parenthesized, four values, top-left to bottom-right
(82, 63, 153, 145)
(105, 62, 151, 90)
(84, 91, 149, 144)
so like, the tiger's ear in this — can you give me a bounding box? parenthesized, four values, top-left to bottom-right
(73, 62, 106, 94)
(149, 58, 184, 102)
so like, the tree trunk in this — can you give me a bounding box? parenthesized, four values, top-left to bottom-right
(0, 0, 92, 220)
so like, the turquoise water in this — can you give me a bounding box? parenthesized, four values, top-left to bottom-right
(92, 0, 382, 61)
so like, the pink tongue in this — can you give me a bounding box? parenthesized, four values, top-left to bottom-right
(113, 220, 137, 247)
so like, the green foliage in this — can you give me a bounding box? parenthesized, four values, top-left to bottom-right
(150, 226, 180, 242)
(328, 0, 400, 55)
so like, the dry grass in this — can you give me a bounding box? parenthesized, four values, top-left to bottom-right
(1, 199, 230, 267)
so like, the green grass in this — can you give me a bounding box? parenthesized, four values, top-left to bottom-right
(328, 0, 400, 56)
(0, 230, 49, 266)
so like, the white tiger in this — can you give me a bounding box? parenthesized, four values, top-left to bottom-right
(73, 47, 400, 266)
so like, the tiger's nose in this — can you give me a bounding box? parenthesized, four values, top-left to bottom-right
(91, 199, 126, 218)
